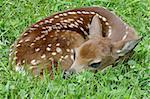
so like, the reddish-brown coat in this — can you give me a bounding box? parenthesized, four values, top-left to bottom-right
(9, 7, 140, 77)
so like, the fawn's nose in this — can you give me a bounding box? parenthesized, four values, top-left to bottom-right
(63, 69, 76, 79)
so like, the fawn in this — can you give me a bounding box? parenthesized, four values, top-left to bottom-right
(9, 7, 141, 77)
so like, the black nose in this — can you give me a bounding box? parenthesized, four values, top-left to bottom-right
(63, 69, 75, 79)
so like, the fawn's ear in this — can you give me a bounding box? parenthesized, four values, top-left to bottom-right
(115, 37, 142, 57)
(89, 15, 103, 39)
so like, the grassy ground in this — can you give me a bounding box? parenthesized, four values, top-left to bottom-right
(0, 0, 150, 98)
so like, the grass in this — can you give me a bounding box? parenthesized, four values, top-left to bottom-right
(0, 0, 150, 98)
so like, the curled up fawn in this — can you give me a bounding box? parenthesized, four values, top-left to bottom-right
(9, 7, 141, 78)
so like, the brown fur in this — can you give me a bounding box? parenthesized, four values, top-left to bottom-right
(9, 7, 140, 78)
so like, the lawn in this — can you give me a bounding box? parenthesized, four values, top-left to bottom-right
(0, 0, 150, 98)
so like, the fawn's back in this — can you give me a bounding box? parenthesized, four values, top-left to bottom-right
(9, 7, 140, 77)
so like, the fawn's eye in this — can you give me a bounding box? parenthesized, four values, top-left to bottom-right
(89, 62, 101, 68)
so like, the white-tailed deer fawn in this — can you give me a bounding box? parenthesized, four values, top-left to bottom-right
(9, 7, 141, 78)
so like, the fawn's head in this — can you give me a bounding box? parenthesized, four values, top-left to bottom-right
(63, 15, 141, 77)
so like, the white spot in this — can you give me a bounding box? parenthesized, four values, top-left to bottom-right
(68, 12, 73, 14)
(82, 11, 89, 14)
(41, 30, 48, 34)
(31, 59, 39, 65)
(80, 27, 84, 32)
(64, 20, 68, 23)
(39, 22, 44, 25)
(105, 22, 109, 25)
(64, 55, 68, 59)
(23, 33, 28, 36)
(34, 24, 39, 27)
(52, 25, 58, 29)
(44, 20, 49, 24)
(31, 59, 36, 65)
(56, 47, 62, 53)
(74, 21, 79, 26)
(41, 54, 46, 59)
(55, 30, 60, 33)
(77, 20, 83, 24)
(90, 12, 96, 14)
(61, 56, 64, 59)
(63, 13, 68, 16)
(56, 43, 60, 46)
(49, 19, 53, 23)
(68, 19, 74, 22)
(19, 40, 23, 43)
(16, 44, 21, 47)
(96, 14, 102, 18)
(50, 35, 53, 37)
(48, 44, 52, 47)
(50, 18, 54, 21)
(54, 15, 59, 18)
(56, 23, 61, 25)
(35, 48, 40, 52)
(102, 17, 107, 21)
(70, 23, 78, 28)
(22, 60, 25, 63)
(49, 57, 54, 61)
(57, 26, 61, 29)
(79, 18, 84, 21)
(63, 37, 66, 40)
(68, 24, 74, 28)
(77, 11, 82, 14)
(86, 11, 90, 14)
(40, 35, 45, 38)
(42, 27, 46, 29)
(116, 50, 121, 53)
(35, 37, 40, 41)
(30, 43, 35, 47)
(29, 28, 36, 31)
(60, 28, 65, 31)
(70, 23, 76, 27)
(63, 25, 67, 28)
(59, 13, 63, 16)
(43, 38, 46, 40)
(80, 27, 88, 35)
(66, 49, 70, 52)
(72, 12, 77, 14)
(52, 52, 57, 56)
(25, 38, 30, 42)
(46, 47, 51, 51)
(48, 27, 52, 31)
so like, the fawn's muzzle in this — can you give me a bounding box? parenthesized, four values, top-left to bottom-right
(63, 69, 76, 79)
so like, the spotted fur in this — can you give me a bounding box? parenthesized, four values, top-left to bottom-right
(9, 7, 139, 77)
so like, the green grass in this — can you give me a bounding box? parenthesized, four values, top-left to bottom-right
(0, 0, 150, 98)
